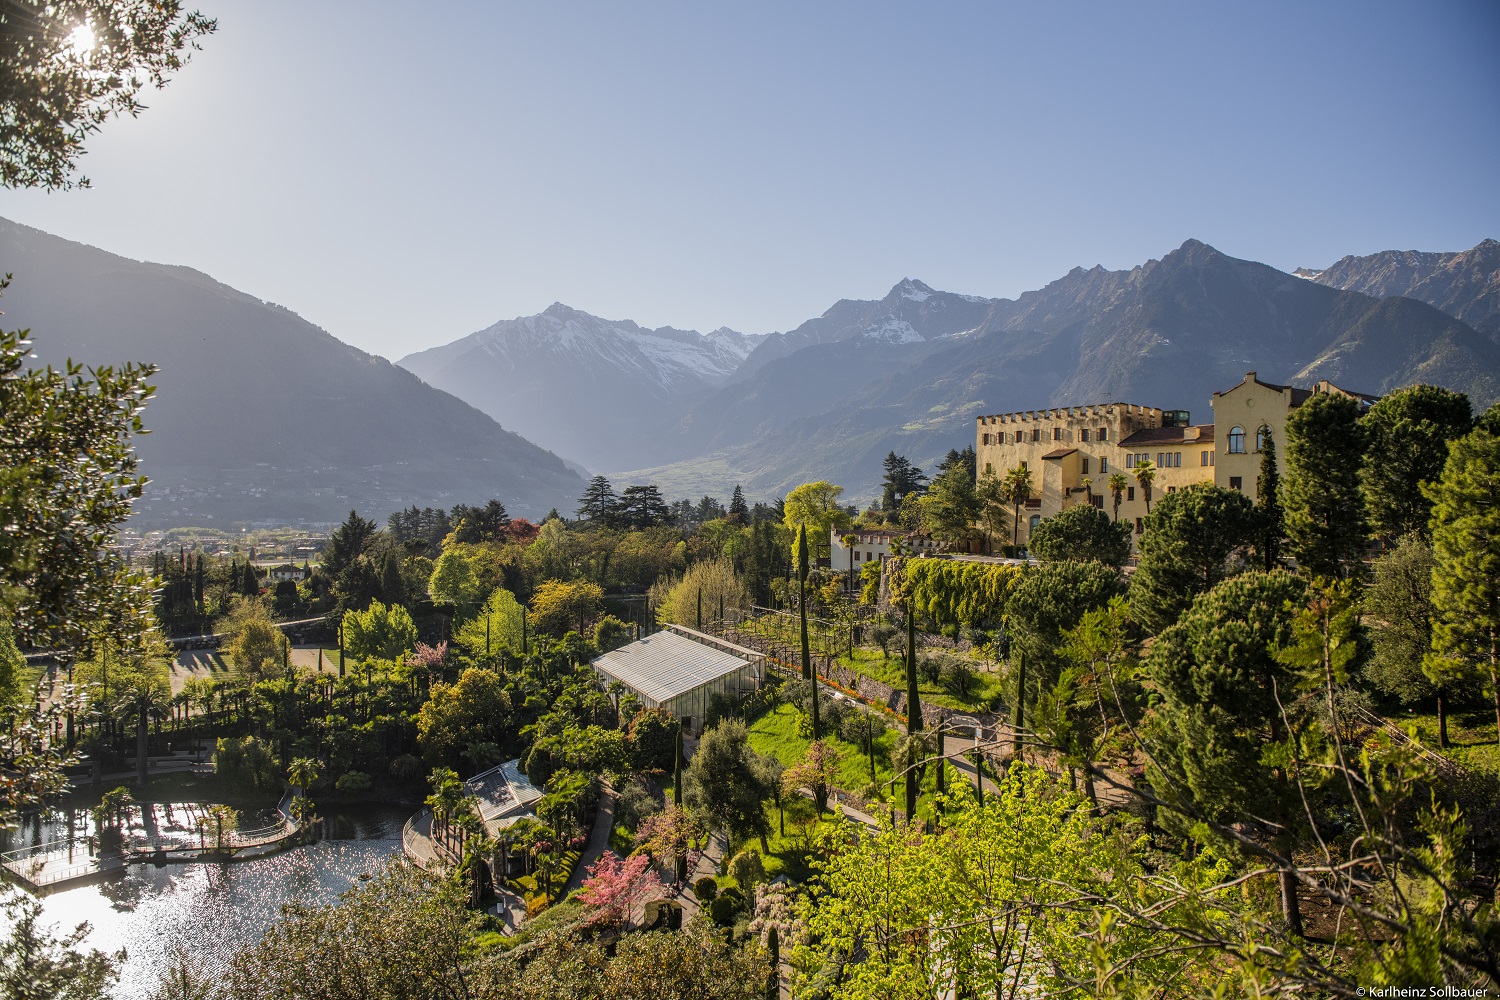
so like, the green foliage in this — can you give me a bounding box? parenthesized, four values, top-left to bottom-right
(342, 600, 418, 662)
(416, 667, 512, 767)
(693, 875, 719, 902)
(1283, 391, 1367, 577)
(1027, 503, 1132, 567)
(333, 770, 372, 795)
(0, 0, 216, 191)
(685, 719, 774, 847)
(1129, 484, 1257, 634)
(1361, 383, 1472, 541)
(628, 707, 680, 773)
(1364, 535, 1441, 706)
(0, 888, 121, 999)
(891, 557, 1020, 629)
(1424, 426, 1500, 742)
(528, 579, 603, 636)
(649, 557, 749, 628)
(592, 614, 631, 653)
(427, 549, 482, 610)
(453, 586, 526, 659)
(213, 736, 279, 794)
(919, 462, 980, 545)
(881, 452, 927, 512)
(1005, 561, 1123, 675)
(0, 325, 157, 649)
(1145, 570, 1307, 844)
(783, 481, 852, 561)
(219, 598, 289, 682)
(1255, 425, 1284, 569)
(0, 620, 23, 706)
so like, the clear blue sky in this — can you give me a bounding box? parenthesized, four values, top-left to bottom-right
(2, 1, 1497, 360)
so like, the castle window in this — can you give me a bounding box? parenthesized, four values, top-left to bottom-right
(1098, 427, 1108, 441)
(1127, 487, 1135, 501)
(1080, 429, 1090, 442)
(1230, 476, 1243, 491)
(1135, 517, 1143, 534)
(1053, 427, 1061, 441)
(1228, 426, 1245, 453)
(1031, 429, 1039, 442)
(1256, 424, 1269, 451)
(1081, 458, 1090, 474)
(1100, 457, 1108, 473)
(1028, 514, 1041, 532)
(984, 462, 993, 475)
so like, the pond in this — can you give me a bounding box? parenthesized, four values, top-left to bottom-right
(7, 803, 409, 998)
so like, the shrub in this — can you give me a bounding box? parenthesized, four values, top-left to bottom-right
(728, 850, 765, 892)
(693, 876, 718, 902)
(613, 775, 662, 833)
(335, 770, 373, 794)
(389, 754, 422, 782)
(709, 895, 738, 926)
(213, 736, 279, 793)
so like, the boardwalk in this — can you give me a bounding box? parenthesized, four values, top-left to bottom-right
(2, 795, 302, 893)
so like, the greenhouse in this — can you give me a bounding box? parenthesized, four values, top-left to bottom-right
(591, 625, 764, 735)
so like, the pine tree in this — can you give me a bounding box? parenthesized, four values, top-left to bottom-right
(577, 476, 619, 524)
(727, 485, 749, 522)
(1130, 485, 1257, 635)
(1361, 384, 1471, 542)
(1255, 426, 1284, 570)
(380, 552, 406, 607)
(881, 452, 927, 511)
(1282, 392, 1367, 578)
(1424, 427, 1500, 744)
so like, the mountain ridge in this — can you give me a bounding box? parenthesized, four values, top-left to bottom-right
(0, 217, 584, 526)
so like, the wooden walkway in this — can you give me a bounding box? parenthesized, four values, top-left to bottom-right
(1, 795, 302, 893)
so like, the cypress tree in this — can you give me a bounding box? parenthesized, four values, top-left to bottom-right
(905, 602, 921, 821)
(795, 525, 818, 739)
(673, 723, 687, 884)
(1256, 427, 1284, 570)
(766, 926, 780, 1000)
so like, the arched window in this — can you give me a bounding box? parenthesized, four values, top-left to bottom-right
(1028, 514, 1041, 533)
(1228, 425, 1245, 454)
(1256, 424, 1270, 451)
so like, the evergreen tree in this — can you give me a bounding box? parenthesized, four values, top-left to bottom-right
(324, 510, 379, 580)
(1255, 426, 1284, 570)
(727, 485, 749, 522)
(577, 475, 620, 524)
(1144, 570, 1309, 934)
(922, 462, 980, 546)
(1028, 504, 1132, 568)
(694, 495, 724, 523)
(1363, 535, 1460, 746)
(618, 484, 670, 529)
(1424, 426, 1500, 744)
(936, 446, 976, 480)
(380, 551, 406, 608)
(1282, 392, 1367, 577)
(881, 452, 927, 511)
(1360, 384, 1471, 542)
(1130, 485, 1257, 635)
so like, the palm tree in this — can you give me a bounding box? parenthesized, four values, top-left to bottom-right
(1003, 465, 1034, 546)
(1108, 473, 1128, 522)
(116, 684, 171, 787)
(287, 757, 320, 800)
(1133, 460, 1157, 514)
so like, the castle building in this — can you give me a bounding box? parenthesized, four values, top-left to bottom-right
(1210, 372, 1379, 499)
(975, 372, 1377, 552)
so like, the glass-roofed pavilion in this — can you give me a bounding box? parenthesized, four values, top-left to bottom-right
(591, 625, 764, 735)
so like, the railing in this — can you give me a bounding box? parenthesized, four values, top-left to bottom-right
(0, 838, 124, 888)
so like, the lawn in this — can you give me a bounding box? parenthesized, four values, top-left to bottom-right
(737, 613, 1005, 713)
(1391, 706, 1500, 775)
(747, 703, 897, 799)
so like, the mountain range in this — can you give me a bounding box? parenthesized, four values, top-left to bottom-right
(5, 216, 1496, 526)
(403, 239, 1500, 503)
(0, 218, 584, 527)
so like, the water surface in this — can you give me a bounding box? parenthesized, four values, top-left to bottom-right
(18, 804, 407, 998)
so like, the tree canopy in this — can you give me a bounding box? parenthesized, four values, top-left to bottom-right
(1128, 484, 1257, 634)
(1027, 503, 1132, 567)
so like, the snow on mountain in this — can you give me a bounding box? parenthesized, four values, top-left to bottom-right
(398, 304, 764, 472)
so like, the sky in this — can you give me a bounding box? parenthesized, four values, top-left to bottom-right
(2, 1, 1498, 361)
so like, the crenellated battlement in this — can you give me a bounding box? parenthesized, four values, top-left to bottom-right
(975, 402, 1160, 425)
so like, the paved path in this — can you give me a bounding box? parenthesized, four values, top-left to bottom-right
(561, 778, 616, 898)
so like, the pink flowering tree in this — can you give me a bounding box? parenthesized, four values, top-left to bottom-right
(635, 803, 707, 885)
(577, 850, 663, 927)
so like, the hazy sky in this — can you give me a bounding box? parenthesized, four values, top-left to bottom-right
(3, 1, 1497, 361)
